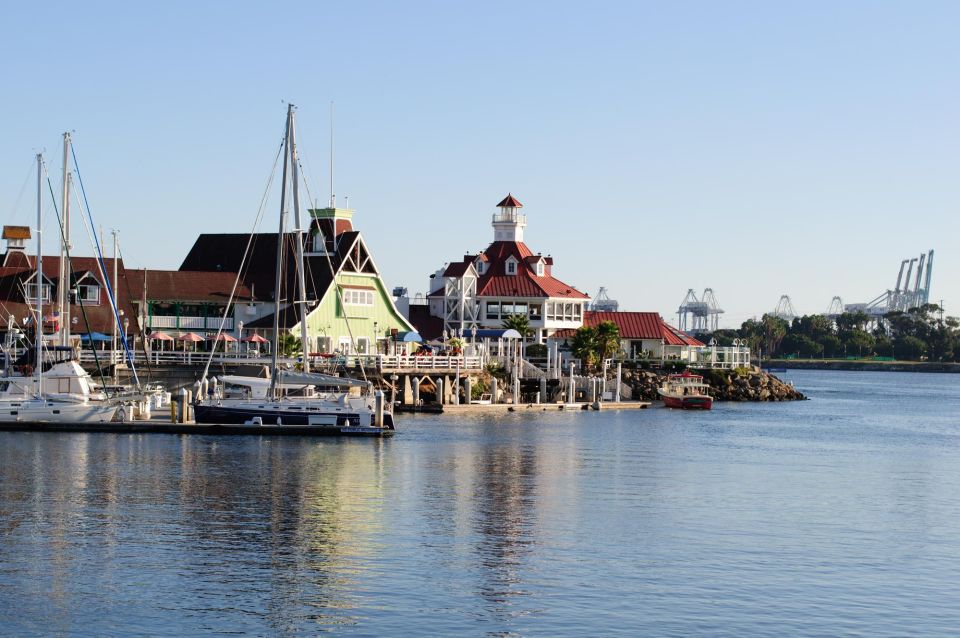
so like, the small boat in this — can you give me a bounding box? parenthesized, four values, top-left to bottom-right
(658, 372, 713, 410)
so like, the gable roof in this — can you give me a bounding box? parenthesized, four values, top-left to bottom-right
(552, 311, 704, 346)
(0, 255, 140, 335)
(125, 269, 253, 303)
(180, 231, 368, 303)
(447, 240, 587, 300)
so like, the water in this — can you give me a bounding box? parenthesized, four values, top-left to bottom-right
(2, 370, 960, 636)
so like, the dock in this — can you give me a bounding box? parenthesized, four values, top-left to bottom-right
(0, 412, 394, 437)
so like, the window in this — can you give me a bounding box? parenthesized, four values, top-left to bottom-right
(316, 336, 332, 354)
(486, 301, 500, 320)
(356, 337, 369, 354)
(529, 304, 542, 320)
(506, 260, 517, 275)
(536, 262, 544, 276)
(342, 288, 374, 306)
(78, 284, 100, 304)
(24, 283, 51, 302)
(312, 230, 328, 253)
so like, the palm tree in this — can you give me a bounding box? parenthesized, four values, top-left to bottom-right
(570, 326, 598, 373)
(278, 332, 302, 358)
(501, 313, 532, 338)
(594, 320, 621, 363)
(502, 313, 533, 357)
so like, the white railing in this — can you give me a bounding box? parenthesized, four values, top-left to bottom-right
(75, 350, 486, 371)
(147, 316, 235, 331)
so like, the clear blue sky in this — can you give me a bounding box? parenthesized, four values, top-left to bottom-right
(2, 1, 956, 327)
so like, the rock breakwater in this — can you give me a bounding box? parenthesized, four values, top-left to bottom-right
(622, 368, 805, 402)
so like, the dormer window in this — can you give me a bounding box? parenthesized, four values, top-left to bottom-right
(476, 260, 487, 275)
(506, 257, 517, 275)
(24, 283, 52, 303)
(536, 261, 545, 277)
(77, 283, 100, 304)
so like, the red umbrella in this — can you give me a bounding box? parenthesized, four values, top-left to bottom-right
(148, 331, 174, 341)
(177, 332, 205, 342)
(208, 333, 237, 342)
(242, 333, 269, 343)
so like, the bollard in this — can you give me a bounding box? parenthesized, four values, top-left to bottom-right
(490, 378, 498, 405)
(374, 390, 384, 427)
(170, 399, 178, 423)
(178, 388, 188, 423)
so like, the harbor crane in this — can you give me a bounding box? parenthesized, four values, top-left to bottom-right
(771, 295, 797, 322)
(591, 287, 619, 312)
(845, 250, 934, 317)
(677, 288, 723, 334)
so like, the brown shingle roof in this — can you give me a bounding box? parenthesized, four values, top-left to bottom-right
(2, 226, 31, 240)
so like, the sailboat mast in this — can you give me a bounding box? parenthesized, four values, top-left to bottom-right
(58, 132, 71, 347)
(35, 154, 44, 398)
(288, 108, 311, 373)
(269, 105, 294, 399)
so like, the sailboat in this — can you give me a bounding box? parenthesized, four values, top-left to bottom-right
(192, 106, 394, 435)
(0, 151, 118, 423)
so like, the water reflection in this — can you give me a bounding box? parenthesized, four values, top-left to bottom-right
(0, 434, 390, 635)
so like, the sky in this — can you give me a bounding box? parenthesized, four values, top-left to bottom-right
(1, 1, 957, 328)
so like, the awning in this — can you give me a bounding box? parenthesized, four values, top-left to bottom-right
(394, 331, 422, 343)
(462, 329, 522, 339)
(80, 332, 111, 342)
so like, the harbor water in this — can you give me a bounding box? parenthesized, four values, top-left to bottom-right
(2, 370, 960, 636)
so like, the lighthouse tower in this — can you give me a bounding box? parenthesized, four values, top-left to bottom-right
(491, 193, 526, 242)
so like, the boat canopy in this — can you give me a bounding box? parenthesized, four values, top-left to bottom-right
(462, 329, 522, 339)
(276, 370, 368, 388)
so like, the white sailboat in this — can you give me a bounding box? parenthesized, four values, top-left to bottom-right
(0, 151, 118, 424)
(192, 106, 393, 435)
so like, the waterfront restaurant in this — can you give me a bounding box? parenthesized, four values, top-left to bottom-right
(550, 311, 707, 363)
(420, 194, 590, 343)
(0, 225, 140, 342)
(177, 204, 414, 355)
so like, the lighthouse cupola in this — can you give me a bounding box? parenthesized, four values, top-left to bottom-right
(491, 193, 526, 242)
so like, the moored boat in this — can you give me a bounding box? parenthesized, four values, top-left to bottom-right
(658, 371, 713, 410)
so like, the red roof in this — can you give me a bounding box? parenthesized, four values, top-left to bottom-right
(552, 311, 704, 346)
(442, 262, 473, 277)
(472, 241, 587, 300)
(496, 193, 523, 208)
(125, 269, 252, 303)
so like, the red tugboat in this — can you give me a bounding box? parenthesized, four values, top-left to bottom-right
(658, 372, 713, 410)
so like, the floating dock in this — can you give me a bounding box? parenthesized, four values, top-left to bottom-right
(0, 413, 394, 437)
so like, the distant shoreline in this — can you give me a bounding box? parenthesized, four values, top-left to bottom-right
(762, 359, 960, 373)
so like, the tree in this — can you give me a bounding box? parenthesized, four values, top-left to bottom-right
(843, 329, 875, 358)
(570, 326, 599, 372)
(501, 313, 532, 339)
(761, 314, 789, 355)
(278, 332, 302, 357)
(781, 333, 822, 358)
(818, 334, 843, 358)
(594, 320, 622, 362)
(895, 335, 926, 360)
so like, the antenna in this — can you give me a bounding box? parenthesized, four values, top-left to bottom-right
(329, 101, 335, 207)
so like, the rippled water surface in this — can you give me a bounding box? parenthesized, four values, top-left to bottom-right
(3, 370, 960, 636)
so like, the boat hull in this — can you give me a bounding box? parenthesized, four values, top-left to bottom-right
(0, 401, 118, 423)
(192, 403, 395, 434)
(660, 394, 713, 410)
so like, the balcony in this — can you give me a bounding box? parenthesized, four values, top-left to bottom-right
(148, 316, 235, 331)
